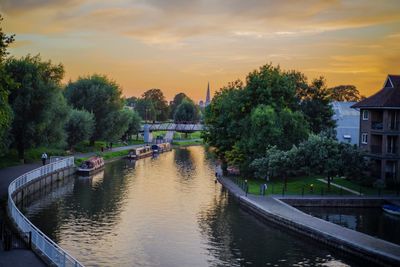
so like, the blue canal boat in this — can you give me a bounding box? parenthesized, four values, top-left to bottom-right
(382, 204, 400, 216)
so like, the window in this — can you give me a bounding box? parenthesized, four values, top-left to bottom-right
(362, 110, 369, 120)
(361, 133, 368, 144)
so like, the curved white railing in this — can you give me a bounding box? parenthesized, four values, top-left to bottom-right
(7, 156, 84, 267)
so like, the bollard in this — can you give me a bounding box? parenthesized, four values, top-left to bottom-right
(301, 186, 304, 197)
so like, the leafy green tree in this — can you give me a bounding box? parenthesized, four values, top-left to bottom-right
(65, 74, 125, 144)
(6, 55, 68, 159)
(125, 96, 138, 108)
(134, 98, 157, 121)
(142, 88, 169, 121)
(170, 92, 189, 119)
(174, 98, 199, 123)
(123, 109, 141, 140)
(328, 85, 364, 102)
(297, 77, 335, 134)
(0, 15, 15, 155)
(65, 109, 95, 150)
(103, 110, 130, 142)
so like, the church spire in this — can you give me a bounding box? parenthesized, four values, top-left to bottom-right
(205, 82, 211, 106)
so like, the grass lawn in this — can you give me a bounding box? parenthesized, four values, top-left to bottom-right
(75, 149, 131, 166)
(0, 147, 68, 169)
(73, 139, 143, 153)
(230, 176, 356, 196)
(332, 178, 399, 196)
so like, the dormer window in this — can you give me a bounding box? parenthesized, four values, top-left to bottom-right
(362, 110, 369, 120)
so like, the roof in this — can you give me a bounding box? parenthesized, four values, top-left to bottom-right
(332, 101, 359, 117)
(352, 75, 400, 109)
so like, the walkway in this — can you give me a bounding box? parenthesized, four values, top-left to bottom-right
(317, 178, 362, 195)
(0, 143, 144, 266)
(218, 176, 400, 266)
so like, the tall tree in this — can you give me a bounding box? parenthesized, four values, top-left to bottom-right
(0, 15, 15, 155)
(123, 109, 141, 140)
(142, 88, 169, 121)
(135, 98, 157, 121)
(6, 55, 69, 159)
(297, 77, 335, 134)
(65, 109, 95, 150)
(170, 92, 189, 119)
(328, 85, 364, 102)
(65, 74, 125, 144)
(174, 98, 199, 123)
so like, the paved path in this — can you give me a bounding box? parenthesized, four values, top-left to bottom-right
(0, 143, 144, 266)
(317, 178, 362, 195)
(218, 176, 400, 266)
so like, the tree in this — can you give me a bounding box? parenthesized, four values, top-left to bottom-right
(134, 98, 157, 121)
(125, 96, 138, 108)
(297, 77, 335, 134)
(142, 88, 169, 121)
(65, 109, 95, 150)
(65, 74, 125, 144)
(328, 85, 364, 102)
(6, 55, 69, 159)
(170, 92, 189, 119)
(174, 98, 199, 123)
(103, 110, 130, 142)
(123, 109, 141, 140)
(0, 15, 15, 155)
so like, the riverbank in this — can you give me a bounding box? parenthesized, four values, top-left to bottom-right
(217, 175, 400, 266)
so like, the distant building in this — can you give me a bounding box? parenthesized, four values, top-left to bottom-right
(199, 82, 212, 108)
(352, 74, 400, 185)
(331, 101, 360, 145)
(205, 82, 211, 106)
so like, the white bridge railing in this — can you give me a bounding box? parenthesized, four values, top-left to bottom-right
(7, 156, 84, 267)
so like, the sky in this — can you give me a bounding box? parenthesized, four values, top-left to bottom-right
(1, 0, 400, 102)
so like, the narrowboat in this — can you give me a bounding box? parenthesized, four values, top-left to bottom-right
(127, 146, 153, 159)
(77, 156, 105, 176)
(382, 204, 400, 216)
(151, 142, 172, 153)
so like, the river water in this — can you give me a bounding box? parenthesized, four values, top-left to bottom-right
(24, 146, 359, 266)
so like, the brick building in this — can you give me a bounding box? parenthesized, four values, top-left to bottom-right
(352, 75, 400, 186)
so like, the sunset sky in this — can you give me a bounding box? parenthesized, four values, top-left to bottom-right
(1, 0, 400, 102)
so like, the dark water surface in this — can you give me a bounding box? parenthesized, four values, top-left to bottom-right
(24, 147, 360, 266)
(300, 206, 400, 245)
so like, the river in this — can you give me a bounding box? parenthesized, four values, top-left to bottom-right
(23, 146, 359, 266)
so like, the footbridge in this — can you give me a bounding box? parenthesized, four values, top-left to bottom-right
(140, 123, 204, 132)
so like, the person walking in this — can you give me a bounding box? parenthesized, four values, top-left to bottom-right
(41, 152, 48, 165)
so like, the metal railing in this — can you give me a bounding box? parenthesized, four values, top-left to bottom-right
(7, 156, 84, 267)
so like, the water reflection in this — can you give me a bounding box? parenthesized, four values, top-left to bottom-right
(25, 147, 359, 266)
(300, 207, 400, 245)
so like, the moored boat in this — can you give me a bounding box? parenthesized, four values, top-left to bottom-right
(382, 204, 400, 216)
(127, 146, 152, 159)
(151, 142, 171, 153)
(77, 156, 104, 176)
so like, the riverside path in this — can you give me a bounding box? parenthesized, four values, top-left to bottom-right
(217, 175, 400, 266)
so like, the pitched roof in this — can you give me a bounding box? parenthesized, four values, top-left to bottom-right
(352, 75, 400, 109)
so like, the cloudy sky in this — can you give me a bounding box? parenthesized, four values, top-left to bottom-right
(1, 0, 400, 101)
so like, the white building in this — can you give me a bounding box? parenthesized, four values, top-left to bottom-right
(331, 101, 360, 145)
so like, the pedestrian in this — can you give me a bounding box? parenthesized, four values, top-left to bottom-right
(41, 152, 48, 165)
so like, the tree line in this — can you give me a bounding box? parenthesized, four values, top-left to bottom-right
(0, 15, 203, 161)
(204, 63, 368, 185)
(126, 91, 201, 123)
